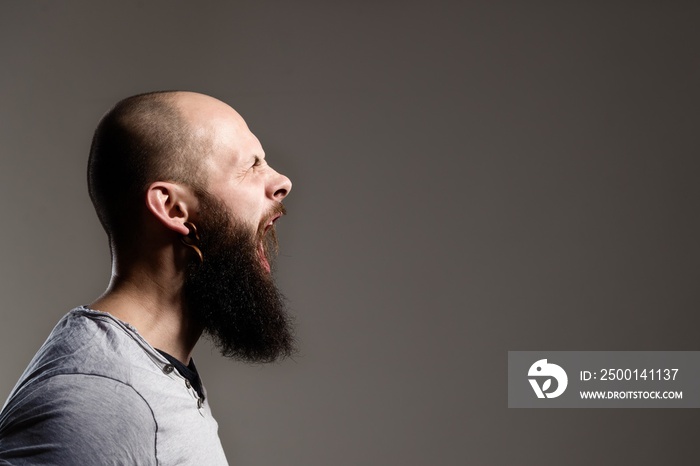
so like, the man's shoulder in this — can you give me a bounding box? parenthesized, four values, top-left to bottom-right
(0, 308, 163, 464)
(2, 371, 155, 423)
(0, 373, 157, 465)
(21, 306, 163, 386)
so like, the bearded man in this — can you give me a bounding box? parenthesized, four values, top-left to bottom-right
(0, 91, 295, 465)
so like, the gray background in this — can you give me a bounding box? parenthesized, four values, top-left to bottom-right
(1, 1, 698, 465)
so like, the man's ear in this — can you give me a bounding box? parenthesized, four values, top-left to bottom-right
(145, 182, 197, 237)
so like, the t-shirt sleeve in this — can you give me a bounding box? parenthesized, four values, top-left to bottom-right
(0, 373, 157, 465)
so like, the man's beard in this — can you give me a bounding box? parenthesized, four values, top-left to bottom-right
(183, 191, 295, 363)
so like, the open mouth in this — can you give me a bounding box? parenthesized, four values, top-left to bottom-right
(257, 213, 282, 273)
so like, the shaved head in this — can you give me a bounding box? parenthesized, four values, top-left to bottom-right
(88, 91, 209, 246)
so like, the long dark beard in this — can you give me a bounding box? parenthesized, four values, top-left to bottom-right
(183, 192, 295, 363)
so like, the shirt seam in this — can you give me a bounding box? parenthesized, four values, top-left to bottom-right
(46, 372, 159, 465)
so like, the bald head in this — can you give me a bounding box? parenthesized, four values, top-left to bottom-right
(88, 91, 213, 247)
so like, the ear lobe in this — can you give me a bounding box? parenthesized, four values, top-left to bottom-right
(145, 182, 193, 236)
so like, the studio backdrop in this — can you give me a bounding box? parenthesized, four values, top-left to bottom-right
(1, 2, 699, 465)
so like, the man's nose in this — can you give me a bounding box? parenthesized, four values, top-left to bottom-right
(268, 170, 292, 201)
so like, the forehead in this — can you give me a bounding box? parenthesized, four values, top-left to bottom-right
(212, 113, 261, 155)
(205, 115, 264, 171)
(178, 95, 263, 171)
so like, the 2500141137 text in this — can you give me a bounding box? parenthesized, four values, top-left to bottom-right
(579, 369, 679, 381)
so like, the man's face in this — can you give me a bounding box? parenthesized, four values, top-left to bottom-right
(197, 104, 292, 273)
(178, 96, 295, 362)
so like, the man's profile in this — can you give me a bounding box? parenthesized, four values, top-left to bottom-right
(0, 91, 295, 465)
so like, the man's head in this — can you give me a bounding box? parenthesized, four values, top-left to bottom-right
(88, 91, 294, 362)
(88, 91, 206, 248)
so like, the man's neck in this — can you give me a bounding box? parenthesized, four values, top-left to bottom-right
(90, 266, 202, 364)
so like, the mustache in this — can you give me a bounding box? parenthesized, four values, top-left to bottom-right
(257, 202, 287, 236)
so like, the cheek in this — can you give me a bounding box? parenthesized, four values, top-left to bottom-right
(233, 201, 262, 224)
(215, 185, 266, 227)
(230, 203, 264, 234)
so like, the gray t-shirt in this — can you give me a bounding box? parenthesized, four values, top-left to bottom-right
(0, 307, 229, 465)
